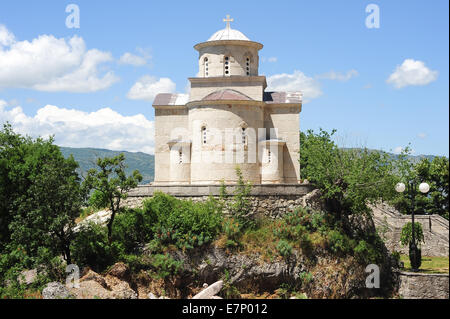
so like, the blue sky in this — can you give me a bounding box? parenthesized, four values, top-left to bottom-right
(0, 0, 448, 156)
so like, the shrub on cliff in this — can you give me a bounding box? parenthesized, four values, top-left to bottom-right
(112, 207, 156, 254)
(71, 223, 124, 272)
(142, 192, 223, 250)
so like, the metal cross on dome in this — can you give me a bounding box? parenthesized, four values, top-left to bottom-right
(223, 14, 233, 29)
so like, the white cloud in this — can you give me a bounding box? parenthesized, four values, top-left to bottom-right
(261, 56, 278, 63)
(0, 24, 118, 92)
(0, 100, 154, 154)
(266, 70, 322, 103)
(0, 25, 15, 47)
(119, 52, 148, 66)
(417, 132, 427, 139)
(317, 69, 359, 82)
(127, 75, 176, 102)
(387, 59, 438, 89)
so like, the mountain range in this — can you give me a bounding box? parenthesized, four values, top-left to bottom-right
(59, 146, 441, 184)
(59, 147, 155, 184)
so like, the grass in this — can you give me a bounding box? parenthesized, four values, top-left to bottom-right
(400, 254, 449, 274)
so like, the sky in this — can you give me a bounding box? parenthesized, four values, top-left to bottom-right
(0, 0, 448, 156)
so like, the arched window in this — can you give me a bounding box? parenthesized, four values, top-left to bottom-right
(224, 56, 230, 76)
(245, 56, 251, 76)
(202, 126, 207, 144)
(204, 57, 209, 77)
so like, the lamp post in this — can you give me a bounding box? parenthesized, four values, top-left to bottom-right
(395, 181, 430, 271)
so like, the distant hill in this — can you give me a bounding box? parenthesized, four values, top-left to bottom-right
(59, 146, 442, 185)
(341, 148, 439, 163)
(59, 147, 154, 184)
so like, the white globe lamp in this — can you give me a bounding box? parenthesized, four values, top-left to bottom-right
(395, 182, 406, 193)
(419, 182, 430, 194)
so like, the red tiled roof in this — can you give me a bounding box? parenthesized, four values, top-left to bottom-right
(264, 92, 302, 104)
(153, 93, 188, 106)
(202, 89, 253, 101)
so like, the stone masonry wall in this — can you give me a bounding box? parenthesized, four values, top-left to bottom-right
(397, 271, 449, 299)
(122, 184, 320, 219)
(371, 202, 449, 257)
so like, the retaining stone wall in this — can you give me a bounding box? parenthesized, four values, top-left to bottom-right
(397, 271, 449, 299)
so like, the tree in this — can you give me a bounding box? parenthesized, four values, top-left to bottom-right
(400, 222, 425, 270)
(0, 123, 83, 266)
(82, 154, 142, 242)
(390, 154, 449, 220)
(300, 129, 397, 217)
(415, 157, 449, 219)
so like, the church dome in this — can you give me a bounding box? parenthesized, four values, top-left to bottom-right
(207, 27, 250, 41)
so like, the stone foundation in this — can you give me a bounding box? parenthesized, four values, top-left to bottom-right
(123, 183, 320, 219)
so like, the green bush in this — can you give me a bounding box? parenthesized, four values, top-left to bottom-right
(299, 232, 313, 255)
(221, 269, 241, 299)
(353, 240, 380, 264)
(121, 254, 153, 273)
(400, 222, 424, 248)
(71, 223, 124, 272)
(151, 254, 183, 279)
(326, 229, 352, 255)
(223, 217, 242, 248)
(299, 271, 314, 285)
(112, 207, 156, 253)
(274, 208, 330, 242)
(144, 192, 223, 250)
(276, 240, 293, 258)
(223, 218, 241, 240)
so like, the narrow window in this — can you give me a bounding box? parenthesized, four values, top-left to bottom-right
(246, 57, 250, 76)
(267, 149, 272, 163)
(178, 150, 183, 164)
(241, 127, 247, 145)
(224, 56, 230, 76)
(204, 57, 209, 77)
(202, 127, 207, 144)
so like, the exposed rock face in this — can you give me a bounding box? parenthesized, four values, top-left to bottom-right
(74, 210, 111, 232)
(42, 282, 73, 299)
(18, 269, 37, 285)
(68, 263, 137, 299)
(107, 262, 131, 282)
(166, 245, 373, 299)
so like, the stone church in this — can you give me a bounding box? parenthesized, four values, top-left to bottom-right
(152, 16, 302, 185)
